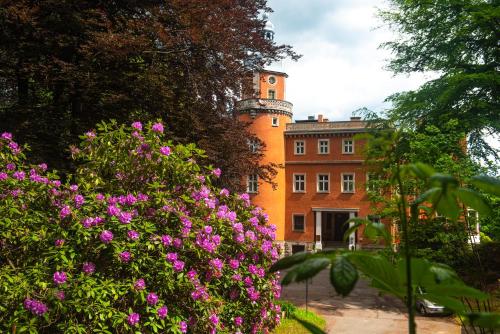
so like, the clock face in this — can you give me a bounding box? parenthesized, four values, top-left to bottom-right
(268, 76, 276, 84)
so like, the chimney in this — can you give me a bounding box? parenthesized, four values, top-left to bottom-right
(318, 114, 324, 122)
(307, 115, 315, 121)
(350, 116, 361, 121)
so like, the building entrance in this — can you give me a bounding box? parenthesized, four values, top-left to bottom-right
(321, 212, 349, 248)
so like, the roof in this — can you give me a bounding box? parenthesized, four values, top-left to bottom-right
(285, 120, 369, 135)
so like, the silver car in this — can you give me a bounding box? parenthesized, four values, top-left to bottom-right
(415, 287, 450, 315)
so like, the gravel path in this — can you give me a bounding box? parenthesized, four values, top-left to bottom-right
(280, 269, 460, 334)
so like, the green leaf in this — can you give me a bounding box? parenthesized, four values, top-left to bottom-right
(347, 253, 403, 297)
(427, 284, 488, 301)
(330, 255, 358, 297)
(457, 188, 492, 216)
(465, 312, 500, 329)
(269, 251, 311, 272)
(281, 258, 330, 285)
(470, 175, 500, 196)
(408, 163, 435, 180)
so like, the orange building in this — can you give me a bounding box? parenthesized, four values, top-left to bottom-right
(235, 68, 386, 254)
(234, 18, 387, 254)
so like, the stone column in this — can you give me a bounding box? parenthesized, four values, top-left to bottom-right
(348, 212, 356, 250)
(315, 211, 322, 251)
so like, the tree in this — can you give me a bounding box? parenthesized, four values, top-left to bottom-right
(0, 0, 299, 190)
(378, 0, 500, 165)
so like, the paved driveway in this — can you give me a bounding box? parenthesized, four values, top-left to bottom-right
(280, 269, 460, 334)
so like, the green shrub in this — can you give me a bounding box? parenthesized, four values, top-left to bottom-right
(0, 122, 282, 333)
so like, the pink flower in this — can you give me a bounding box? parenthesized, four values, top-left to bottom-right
(119, 251, 131, 263)
(69, 184, 78, 192)
(127, 312, 140, 326)
(173, 260, 185, 272)
(6, 163, 15, 170)
(127, 230, 140, 240)
(95, 193, 105, 201)
(209, 313, 219, 325)
(0, 172, 7, 181)
(82, 262, 95, 274)
(157, 305, 168, 319)
(53, 271, 67, 285)
(1, 132, 13, 140)
(74, 194, 85, 208)
(147, 292, 159, 305)
(59, 206, 71, 219)
(55, 239, 65, 247)
(160, 146, 171, 156)
(151, 122, 164, 133)
(219, 188, 230, 197)
(131, 122, 143, 131)
(134, 278, 145, 290)
(13, 171, 25, 181)
(179, 321, 187, 333)
(100, 230, 113, 243)
(235, 316, 243, 326)
(212, 168, 221, 177)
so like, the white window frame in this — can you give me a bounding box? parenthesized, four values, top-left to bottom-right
(292, 214, 306, 232)
(341, 173, 355, 193)
(247, 174, 258, 193)
(317, 173, 330, 193)
(293, 173, 306, 193)
(318, 139, 329, 155)
(294, 140, 305, 155)
(271, 116, 279, 127)
(342, 138, 354, 154)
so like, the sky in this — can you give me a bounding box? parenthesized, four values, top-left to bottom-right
(266, 0, 435, 121)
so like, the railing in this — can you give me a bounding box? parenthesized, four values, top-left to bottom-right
(286, 121, 368, 132)
(235, 98, 293, 115)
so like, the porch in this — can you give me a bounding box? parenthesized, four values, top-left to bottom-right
(313, 208, 358, 251)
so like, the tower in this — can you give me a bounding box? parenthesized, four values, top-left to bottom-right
(235, 16, 292, 245)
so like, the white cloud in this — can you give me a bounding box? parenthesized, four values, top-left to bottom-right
(267, 0, 432, 121)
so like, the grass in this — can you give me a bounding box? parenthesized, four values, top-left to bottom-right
(274, 308, 327, 334)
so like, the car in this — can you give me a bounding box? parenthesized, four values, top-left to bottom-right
(415, 287, 450, 316)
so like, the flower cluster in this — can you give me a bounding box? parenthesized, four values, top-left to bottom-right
(0, 122, 281, 333)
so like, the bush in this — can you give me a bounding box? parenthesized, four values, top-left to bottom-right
(0, 121, 282, 333)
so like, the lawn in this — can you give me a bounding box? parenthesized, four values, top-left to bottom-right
(274, 308, 327, 334)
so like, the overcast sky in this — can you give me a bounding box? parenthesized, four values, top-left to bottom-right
(267, 0, 434, 121)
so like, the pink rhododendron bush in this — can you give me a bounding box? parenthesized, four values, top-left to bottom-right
(0, 121, 282, 333)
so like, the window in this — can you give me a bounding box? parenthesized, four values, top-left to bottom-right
(318, 139, 329, 154)
(343, 139, 354, 154)
(293, 214, 305, 232)
(293, 174, 306, 192)
(271, 117, 279, 127)
(317, 174, 329, 192)
(247, 174, 258, 193)
(366, 173, 381, 193)
(248, 139, 259, 153)
(342, 173, 355, 193)
(268, 76, 276, 85)
(268, 89, 276, 99)
(368, 215, 381, 224)
(294, 140, 305, 155)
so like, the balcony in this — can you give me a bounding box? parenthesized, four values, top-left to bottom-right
(235, 98, 293, 117)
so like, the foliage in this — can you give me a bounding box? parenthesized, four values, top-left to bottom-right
(406, 217, 471, 269)
(378, 0, 500, 164)
(271, 162, 500, 333)
(0, 122, 283, 333)
(479, 195, 500, 241)
(273, 307, 326, 334)
(0, 0, 299, 190)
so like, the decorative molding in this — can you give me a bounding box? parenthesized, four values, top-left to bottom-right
(236, 98, 293, 117)
(285, 160, 364, 165)
(312, 208, 359, 212)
